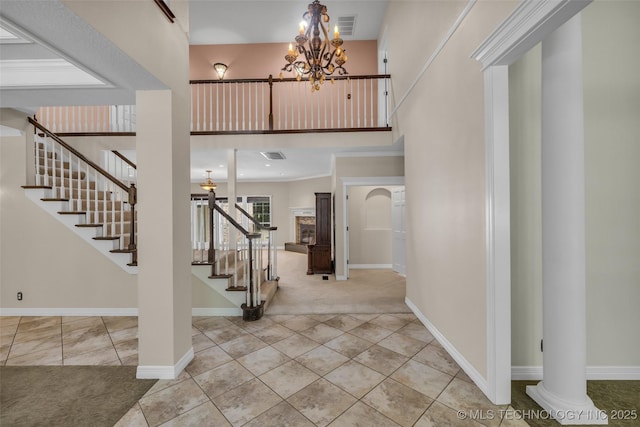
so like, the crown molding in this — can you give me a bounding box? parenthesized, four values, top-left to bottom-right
(471, 0, 592, 69)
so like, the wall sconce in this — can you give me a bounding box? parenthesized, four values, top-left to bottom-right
(213, 63, 228, 80)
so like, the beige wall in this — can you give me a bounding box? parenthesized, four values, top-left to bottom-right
(348, 186, 394, 266)
(334, 156, 404, 277)
(383, 1, 517, 379)
(509, 1, 640, 368)
(1, 110, 138, 310)
(190, 40, 378, 80)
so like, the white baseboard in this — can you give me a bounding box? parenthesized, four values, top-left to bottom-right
(0, 307, 244, 317)
(335, 275, 347, 281)
(405, 297, 489, 396)
(512, 365, 640, 380)
(0, 307, 138, 317)
(137, 347, 194, 380)
(349, 264, 393, 269)
(192, 308, 242, 316)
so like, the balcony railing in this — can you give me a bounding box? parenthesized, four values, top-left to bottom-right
(35, 74, 391, 135)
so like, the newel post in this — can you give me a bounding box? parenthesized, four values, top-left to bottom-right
(128, 183, 137, 265)
(268, 74, 274, 130)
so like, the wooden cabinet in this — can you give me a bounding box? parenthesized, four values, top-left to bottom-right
(307, 192, 333, 274)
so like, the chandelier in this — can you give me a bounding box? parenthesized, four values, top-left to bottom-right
(281, 0, 348, 92)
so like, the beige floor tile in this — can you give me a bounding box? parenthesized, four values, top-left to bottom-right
(192, 316, 234, 332)
(228, 315, 275, 333)
(260, 360, 320, 398)
(203, 324, 248, 345)
(323, 314, 366, 331)
(353, 344, 409, 376)
(139, 378, 209, 427)
(0, 333, 15, 347)
(413, 343, 460, 376)
(236, 345, 290, 376)
(324, 360, 386, 399)
(299, 323, 344, 344)
(185, 345, 233, 377)
(266, 314, 299, 323)
(395, 322, 435, 344)
(120, 354, 138, 366)
(361, 378, 433, 427)
(8, 333, 61, 357)
(212, 377, 283, 426)
(390, 359, 453, 399)
(219, 334, 267, 359)
(1, 344, 10, 365)
(0, 316, 21, 328)
(348, 322, 394, 343)
(191, 333, 215, 353)
(390, 313, 418, 322)
(12, 324, 61, 344)
(113, 338, 138, 360)
(350, 314, 380, 322)
(158, 401, 231, 427)
(114, 403, 149, 427)
(328, 401, 401, 427)
(62, 327, 113, 358)
(63, 345, 121, 365)
(436, 378, 507, 427)
(243, 401, 315, 427)
(457, 368, 475, 384)
(280, 315, 319, 332)
(249, 323, 295, 344)
(109, 326, 138, 344)
(144, 370, 191, 396)
(288, 378, 357, 427)
(271, 333, 320, 358)
(193, 360, 255, 398)
(308, 314, 337, 322)
(369, 314, 410, 332)
(377, 332, 427, 357)
(414, 401, 484, 427)
(103, 316, 138, 333)
(5, 345, 62, 365)
(16, 316, 60, 332)
(295, 345, 349, 376)
(61, 316, 104, 334)
(324, 333, 373, 358)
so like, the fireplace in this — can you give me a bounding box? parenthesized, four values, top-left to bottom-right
(295, 216, 315, 244)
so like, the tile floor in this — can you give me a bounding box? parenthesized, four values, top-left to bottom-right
(1, 314, 527, 426)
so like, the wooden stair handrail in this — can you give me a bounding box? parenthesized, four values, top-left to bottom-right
(211, 203, 260, 239)
(190, 74, 391, 85)
(29, 117, 129, 192)
(235, 203, 277, 231)
(111, 150, 137, 169)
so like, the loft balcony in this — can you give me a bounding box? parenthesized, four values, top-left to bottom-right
(35, 74, 391, 135)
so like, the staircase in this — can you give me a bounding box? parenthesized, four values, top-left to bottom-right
(22, 118, 279, 318)
(23, 118, 137, 274)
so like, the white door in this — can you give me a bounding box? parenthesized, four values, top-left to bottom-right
(392, 188, 406, 275)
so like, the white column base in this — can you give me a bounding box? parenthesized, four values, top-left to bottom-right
(526, 383, 608, 425)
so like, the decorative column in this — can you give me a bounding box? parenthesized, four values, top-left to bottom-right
(526, 14, 606, 425)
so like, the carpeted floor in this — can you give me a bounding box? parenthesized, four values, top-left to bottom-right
(511, 380, 640, 427)
(0, 366, 156, 427)
(267, 250, 410, 314)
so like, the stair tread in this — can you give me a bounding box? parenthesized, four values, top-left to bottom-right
(42, 198, 70, 202)
(94, 236, 120, 241)
(76, 224, 102, 228)
(58, 211, 86, 215)
(22, 185, 52, 189)
(111, 248, 136, 254)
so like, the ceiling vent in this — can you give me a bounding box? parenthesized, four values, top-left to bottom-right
(336, 15, 356, 37)
(260, 151, 286, 160)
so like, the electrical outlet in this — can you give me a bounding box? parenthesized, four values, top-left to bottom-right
(17, 291, 23, 301)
